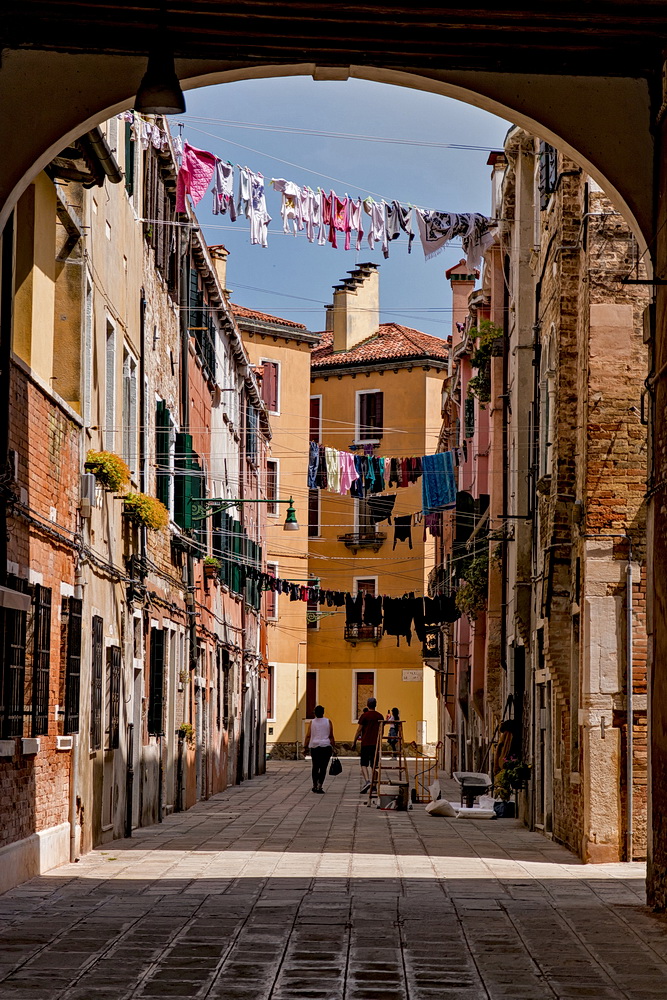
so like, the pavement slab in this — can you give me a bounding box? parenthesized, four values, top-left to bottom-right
(1, 760, 666, 999)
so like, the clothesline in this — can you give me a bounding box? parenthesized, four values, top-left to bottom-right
(120, 111, 497, 268)
(308, 443, 465, 513)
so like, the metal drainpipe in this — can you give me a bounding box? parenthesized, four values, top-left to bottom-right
(581, 532, 633, 859)
(69, 733, 79, 860)
(296, 641, 307, 760)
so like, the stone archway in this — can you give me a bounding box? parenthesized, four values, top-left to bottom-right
(1, 27, 667, 906)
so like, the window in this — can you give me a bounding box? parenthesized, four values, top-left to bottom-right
(355, 671, 375, 719)
(105, 645, 121, 750)
(308, 488, 320, 538)
(464, 397, 475, 440)
(105, 320, 116, 450)
(355, 499, 375, 535)
(305, 671, 317, 720)
(31, 585, 52, 737)
(148, 627, 165, 736)
(357, 390, 383, 441)
(354, 578, 377, 598)
(267, 665, 275, 721)
(82, 277, 93, 426)
(538, 141, 558, 210)
(90, 615, 104, 751)
(63, 597, 82, 734)
(0, 579, 28, 738)
(156, 400, 176, 515)
(265, 563, 278, 620)
(261, 360, 279, 413)
(122, 348, 138, 475)
(310, 396, 321, 442)
(266, 460, 279, 515)
(124, 122, 135, 196)
(246, 404, 259, 466)
(144, 148, 179, 293)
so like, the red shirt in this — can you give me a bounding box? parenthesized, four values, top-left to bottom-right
(358, 709, 384, 747)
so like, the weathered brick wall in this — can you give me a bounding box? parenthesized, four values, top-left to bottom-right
(0, 364, 79, 849)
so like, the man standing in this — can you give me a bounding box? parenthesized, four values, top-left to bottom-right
(353, 697, 384, 793)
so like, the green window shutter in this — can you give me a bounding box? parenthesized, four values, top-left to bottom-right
(147, 628, 165, 735)
(174, 432, 193, 531)
(230, 520, 242, 594)
(155, 401, 171, 509)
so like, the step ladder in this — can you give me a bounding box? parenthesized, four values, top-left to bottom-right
(367, 719, 410, 809)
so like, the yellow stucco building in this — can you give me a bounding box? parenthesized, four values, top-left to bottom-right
(307, 264, 450, 746)
(234, 289, 320, 749)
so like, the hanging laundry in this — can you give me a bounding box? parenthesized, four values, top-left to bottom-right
(325, 447, 340, 492)
(363, 199, 389, 258)
(346, 197, 364, 251)
(363, 593, 383, 627)
(421, 451, 457, 513)
(301, 186, 320, 243)
(248, 170, 271, 247)
(339, 451, 359, 495)
(350, 455, 367, 498)
(316, 445, 328, 489)
(212, 160, 237, 220)
(416, 210, 496, 268)
(329, 192, 348, 249)
(345, 592, 363, 627)
(176, 142, 217, 213)
(367, 494, 396, 524)
(271, 178, 303, 235)
(393, 514, 413, 550)
(386, 201, 414, 252)
(423, 512, 442, 540)
(382, 596, 413, 647)
(237, 166, 252, 217)
(319, 190, 332, 246)
(307, 440, 319, 488)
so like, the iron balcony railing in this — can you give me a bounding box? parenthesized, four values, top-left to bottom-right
(337, 531, 387, 552)
(344, 624, 383, 644)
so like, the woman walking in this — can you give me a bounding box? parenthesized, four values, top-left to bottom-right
(304, 705, 337, 793)
(387, 707, 400, 758)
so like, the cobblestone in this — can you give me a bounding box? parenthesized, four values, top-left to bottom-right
(1, 761, 666, 999)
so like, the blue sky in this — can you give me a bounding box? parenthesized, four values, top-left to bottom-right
(179, 77, 511, 339)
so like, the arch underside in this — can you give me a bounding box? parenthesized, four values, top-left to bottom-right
(0, 49, 654, 262)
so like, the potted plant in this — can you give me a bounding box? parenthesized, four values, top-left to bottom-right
(204, 556, 221, 580)
(495, 757, 532, 800)
(178, 722, 195, 747)
(122, 492, 169, 531)
(85, 450, 131, 492)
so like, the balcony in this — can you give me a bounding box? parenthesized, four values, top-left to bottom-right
(344, 624, 382, 646)
(337, 531, 387, 553)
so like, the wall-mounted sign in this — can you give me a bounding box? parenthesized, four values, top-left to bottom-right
(402, 670, 423, 682)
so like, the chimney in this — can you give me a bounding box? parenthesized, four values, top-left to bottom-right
(329, 263, 380, 352)
(208, 244, 229, 294)
(445, 259, 478, 351)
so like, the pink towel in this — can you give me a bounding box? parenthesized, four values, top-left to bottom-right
(176, 142, 217, 212)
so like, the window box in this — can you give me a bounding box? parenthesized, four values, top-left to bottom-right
(344, 624, 382, 646)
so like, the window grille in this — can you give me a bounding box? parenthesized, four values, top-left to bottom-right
(538, 141, 558, 209)
(90, 615, 104, 751)
(31, 585, 52, 737)
(464, 397, 475, 439)
(106, 645, 121, 750)
(0, 579, 28, 738)
(148, 627, 165, 735)
(64, 597, 82, 734)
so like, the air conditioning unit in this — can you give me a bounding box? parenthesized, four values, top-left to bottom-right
(21, 737, 40, 756)
(56, 735, 74, 751)
(80, 472, 97, 518)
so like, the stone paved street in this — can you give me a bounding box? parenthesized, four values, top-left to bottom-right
(1, 760, 666, 1000)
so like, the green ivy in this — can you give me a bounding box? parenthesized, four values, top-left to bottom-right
(466, 320, 504, 407)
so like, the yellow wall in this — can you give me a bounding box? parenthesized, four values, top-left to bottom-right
(242, 329, 313, 743)
(308, 365, 446, 745)
(13, 174, 57, 383)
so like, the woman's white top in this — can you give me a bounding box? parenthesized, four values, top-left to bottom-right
(309, 717, 332, 747)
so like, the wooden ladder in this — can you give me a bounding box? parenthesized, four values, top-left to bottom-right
(367, 719, 410, 809)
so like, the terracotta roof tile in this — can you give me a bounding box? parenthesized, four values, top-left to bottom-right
(311, 322, 448, 368)
(231, 303, 307, 329)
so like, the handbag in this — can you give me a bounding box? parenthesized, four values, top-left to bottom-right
(329, 755, 342, 776)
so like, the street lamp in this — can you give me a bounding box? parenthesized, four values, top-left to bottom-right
(191, 497, 299, 532)
(134, 47, 186, 115)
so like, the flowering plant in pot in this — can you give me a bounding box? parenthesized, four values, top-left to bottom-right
(122, 492, 169, 531)
(85, 450, 131, 492)
(494, 757, 532, 800)
(204, 556, 221, 580)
